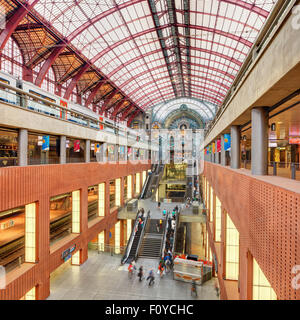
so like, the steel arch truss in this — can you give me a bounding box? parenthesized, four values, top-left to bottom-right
(0, 0, 276, 117)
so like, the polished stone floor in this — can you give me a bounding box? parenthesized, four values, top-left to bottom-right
(47, 250, 219, 300)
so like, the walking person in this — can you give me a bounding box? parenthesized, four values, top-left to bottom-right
(156, 222, 160, 233)
(138, 266, 144, 282)
(147, 269, 155, 286)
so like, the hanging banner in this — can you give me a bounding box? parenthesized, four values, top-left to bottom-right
(208, 145, 212, 154)
(108, 145, 114, 154)
(74, 140, 80, 153)
(217, 139, 221, 153)
(95, 143, 101, 154)
(224, 134, 231, 151)
(212, 143, 215, 154)
(42, 136, 50, 152)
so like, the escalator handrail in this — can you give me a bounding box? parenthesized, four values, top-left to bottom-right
(140, 174, 150, 199)
(135, 210, 150, 260)
(172, 207, 181, 257)
(121, 210, 141, 264)
(160, 211, 170, 258)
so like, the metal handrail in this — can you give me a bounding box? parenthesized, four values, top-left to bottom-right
(135, 210, 150, 260)
(121, 210, 141, 264)
(0, 80, 152, 145)
(160, 211, 170, 258)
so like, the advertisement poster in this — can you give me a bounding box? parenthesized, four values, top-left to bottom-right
(42, 136, 50, 151)
(212, 142, 215, 154)
(74, 140, 80, 153)
(224, 134, 231, 151)
(217, 139, 221, 153)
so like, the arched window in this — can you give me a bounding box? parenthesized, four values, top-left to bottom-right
(1, 37, 23, 78)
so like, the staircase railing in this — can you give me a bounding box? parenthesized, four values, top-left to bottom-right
(134, 210, 150, 261)
(121, 210, 141, 264)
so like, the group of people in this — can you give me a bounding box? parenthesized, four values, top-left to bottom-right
(134, 208, 145, 235)
(128, 260, 155, 286)
(158, 205, 179, 277)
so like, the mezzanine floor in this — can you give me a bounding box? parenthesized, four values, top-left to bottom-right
(47, 250, 218, 300)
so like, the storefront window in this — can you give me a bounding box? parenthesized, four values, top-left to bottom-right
(66, 138, 85, 163)
(88, 185, 98, 221)
(119, 145, 126, 162)
(90, 141, 103, 163)
(165, 164, 187, 181)
(109, 180, 116, 209)
(50, 193, 72, 245)
(28, 133, 60, 165)
(166, 184, 186, 200)
(0, 127, 18, 167)
(0, 206, 25, 273)
(107, 144, 116, 162)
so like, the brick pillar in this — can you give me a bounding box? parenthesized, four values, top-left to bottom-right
(238, 236, 253, 300)
(121, 176, 124, 206)
(36, 198, 50, 300)
(105, 179, 110, 216)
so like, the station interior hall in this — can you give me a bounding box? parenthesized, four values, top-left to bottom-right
(0, 0, 299, 301)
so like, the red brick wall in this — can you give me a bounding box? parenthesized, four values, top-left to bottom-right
(204, 162, 300, 300)
(0, 161, 150, 300)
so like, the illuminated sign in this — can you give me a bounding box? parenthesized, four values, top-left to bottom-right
(289, 137, 300, 145)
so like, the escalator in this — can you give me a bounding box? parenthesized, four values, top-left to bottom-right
(121, 211, 150, 264)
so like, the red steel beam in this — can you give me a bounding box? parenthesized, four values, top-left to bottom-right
(35, 43, 66, 86)
(85, 80, 107, 107)
(120, 105, 135, 122)
(63, 63, 90, 99)
(127, 109, 140, 127)
(90, 24, 253, 64)
(100, 90, 118, 113)
(111, 101, 127, 118)
(219, 0, 269, 18)
(0, 0, 39, 51)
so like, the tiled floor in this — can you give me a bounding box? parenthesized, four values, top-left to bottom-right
(48, 251, 219, 300)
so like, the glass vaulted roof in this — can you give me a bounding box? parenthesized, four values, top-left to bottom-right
(32, 0, 277, 111)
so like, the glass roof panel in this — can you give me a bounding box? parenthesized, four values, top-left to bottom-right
(31, 0, 277, 111)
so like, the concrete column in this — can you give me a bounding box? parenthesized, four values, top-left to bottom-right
(18, 129, 28, 166)
(251, 107, 268, 175)
(215, 140, 219, 164)
(231, 126, 240, 169)
(221, 135, 226, 166)
(60, 136, 66, 164)
(85, 140, 90, 163)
